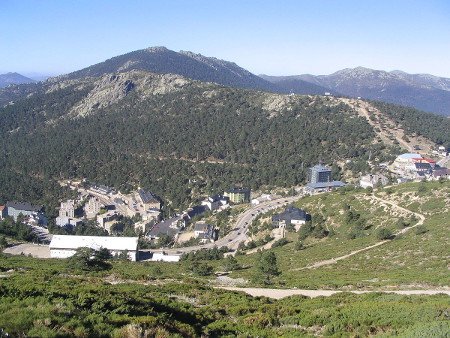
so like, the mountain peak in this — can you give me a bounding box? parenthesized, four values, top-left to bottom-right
(145, 46, 169, 53)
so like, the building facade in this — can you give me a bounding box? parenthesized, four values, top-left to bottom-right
(224, 188, 251, 204)
(49, 235, 139, 261)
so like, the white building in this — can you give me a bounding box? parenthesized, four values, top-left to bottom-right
(251, 194, 272, 205)
(360, 174, 389, 189)
(49, 235, 139, 261)
(85, 197, 102, 219)
(150, 252, 181, 262)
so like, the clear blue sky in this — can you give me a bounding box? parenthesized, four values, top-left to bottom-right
(1, 0, 449, 77)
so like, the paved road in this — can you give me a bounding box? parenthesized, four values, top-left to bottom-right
(145, 194, 303, 255)
(218, 287, 450, 299)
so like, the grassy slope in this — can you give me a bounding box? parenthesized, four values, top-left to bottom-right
(229, 180, 450, 289)
(0, 255, 449, 337)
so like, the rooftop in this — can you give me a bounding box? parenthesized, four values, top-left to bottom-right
(310, 164, 331, 172)
(138, 189, 159, 204)
(272, 206, 309, 222)
(49, 235, 138, 251)
(194, 222, 212, 232)
(306, 181, 346, 189)
(6, 201, 43, 212)
(226, 187, 250, 194)
(148, 216, 181, 237)
(397, 153, 423, 159)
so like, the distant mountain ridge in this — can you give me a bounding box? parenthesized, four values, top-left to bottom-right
(0, 72, 36, 88)
(262, 67, 450, 116)
(57, 46, 330, 95)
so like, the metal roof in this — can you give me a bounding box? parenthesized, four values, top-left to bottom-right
(50, 235, 138, 251)
(6, 201, 43, 212)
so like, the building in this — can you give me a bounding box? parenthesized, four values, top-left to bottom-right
(97, 211, 119, 232)
(272, 206, 310, 230)
(182, 205, 208, 226)
(147, 216, 183, 241)
(55, 216, 82, 228)
(224, 187, 251, 204)
(251, 194, 272, 205)
(84, 197, 101, 219)
(305, 164, 345, 194)
(193, 222, 215, 243)
(359, 174, 389, 189)
(59, 200, 75, 218)
(49, 235, 139, 261)
(150, 252, 181, 262)
(390, 153, 439, 180)
(138, 189, 161, 210)
(308, 164, 332, 184)
(5, 201, 46, 224)
(201, 194, 229, 211)
(0, 205, 6, 220)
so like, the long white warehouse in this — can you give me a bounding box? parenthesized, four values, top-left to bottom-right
(49, 235, 139, 261)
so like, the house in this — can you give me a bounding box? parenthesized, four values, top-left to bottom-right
(305, 164, 345, 194)
(0, 205, 6, 220)
(432, 167, 450, 180)
(193, 222, 215, 243)
(138, 189, 161, 210)
(5, 201, 46, 224)
(49, 235, 139, 261)
(84, 197, 102, 219)
(55, 216, 82, 228)
(182, 205, 208, 225)
(360, 174, 389, 189)
(97, 211, 119, 232)
(202, 194, 229, 211)
(251, 194, 272, 205)
(147, 216, 183, 241)
(224, 187, 251, 204)
(272, 206, 310, 230)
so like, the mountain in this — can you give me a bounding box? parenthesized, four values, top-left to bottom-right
(259, 74, 338, 95)
(0, 72, 36, 88)
(265, 67, 450, 116)
(1, 65, 450, 214)
(55, 46, 332, 95)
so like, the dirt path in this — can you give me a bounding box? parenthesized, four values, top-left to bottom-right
(218, 287, 450, 299)
(340, 98, 414, 152)
(295, 194, 425, 270)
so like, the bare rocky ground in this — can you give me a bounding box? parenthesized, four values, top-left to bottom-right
(3, 243, 50, 258)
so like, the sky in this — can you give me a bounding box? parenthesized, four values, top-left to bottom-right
(1, 0, 450, 78)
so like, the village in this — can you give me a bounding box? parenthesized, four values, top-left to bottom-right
(1, 146, 449, 263)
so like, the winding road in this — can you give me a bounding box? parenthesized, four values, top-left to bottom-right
(147, 194, 303, 255)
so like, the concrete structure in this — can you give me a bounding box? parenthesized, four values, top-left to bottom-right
(59, 200, 75, 218)
(85, 197, 101, 219)
(138, 189, 161, 210)
(49, 235, 139, 261)
(251, 194, 272, 205)
(202, 194, 230, 211)
(308, 164, 332, 184)
(150, 252, 181, 262)
(55, 216, 82, 228)
(193, 222, 215, 243)
(360, 174, 389, 189)
(305, 164, 345, 194)
(224, 187, 251, 204)
(5, 201, 46, 224)
(148, 216, 183, 241)
(97, 211, 119, 232)
(272, 206, 310, 229)
(391, 153, 442, 180)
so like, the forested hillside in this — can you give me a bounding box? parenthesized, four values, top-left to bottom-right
(0, 70, 406, 212)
